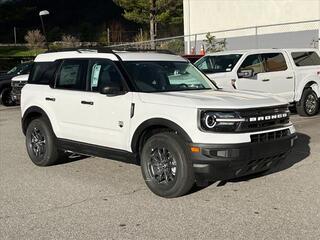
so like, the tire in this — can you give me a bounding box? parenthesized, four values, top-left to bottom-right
(140, 132, 194, 198)
(296, 88, 319, 117)
(25, 118, 61, 166)
(0, 88, 15, 106)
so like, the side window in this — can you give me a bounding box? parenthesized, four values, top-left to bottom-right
(239, 54, 265, 76)
(291, 51, 320, 67)
(261, 53, 287, 72)
(29, 62, 58, 85)
(196, 57, 212, 72)
(20, 63, 33, 75)
(88, 59, 123, 92)
(56, 60, 87, 90)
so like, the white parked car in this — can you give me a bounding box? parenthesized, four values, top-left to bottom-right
(195, 49, 320, 116)
(21, 49, 296, 197)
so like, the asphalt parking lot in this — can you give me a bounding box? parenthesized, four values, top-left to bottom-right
(0, 106, 320, 240)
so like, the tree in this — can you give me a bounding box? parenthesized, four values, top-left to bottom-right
(24, 30, 46, 50)
(61, 35, 80, 47)
(204, 33, 227, 53)
(114, 0, 183, 48)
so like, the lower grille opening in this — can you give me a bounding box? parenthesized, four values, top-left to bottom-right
(250, 129, 290, 143)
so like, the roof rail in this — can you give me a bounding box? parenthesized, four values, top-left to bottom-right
(45, 47, 114, 54)
(45, 47, 176, 55)
(113, 47, 176, 55)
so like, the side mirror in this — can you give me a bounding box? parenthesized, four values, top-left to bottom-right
(99, 85, 124, 96)
(238, 69, 254, 78)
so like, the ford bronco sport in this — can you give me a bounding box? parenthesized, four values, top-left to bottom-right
(21, 49, 297, 198)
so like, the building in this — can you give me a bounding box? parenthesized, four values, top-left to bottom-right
(183, 0, 320, 53)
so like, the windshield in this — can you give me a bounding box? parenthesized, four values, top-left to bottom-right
(124, 61, 215, 92)
(195, 54, 242, 73)
(7, 62, 33, 75)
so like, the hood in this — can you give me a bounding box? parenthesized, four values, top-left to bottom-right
(138, 89, 287, 109)
(11, 74, 29, 82)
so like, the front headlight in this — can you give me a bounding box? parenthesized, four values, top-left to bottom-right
(200, 111, 245, 132)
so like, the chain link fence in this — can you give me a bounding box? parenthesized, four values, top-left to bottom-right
(109, 20, 320, 54)
(2, 20, 319, 55)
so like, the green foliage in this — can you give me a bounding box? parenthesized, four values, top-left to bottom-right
(0, 46, 45, 58)
(115, 0, 183, 26)
(204, 33, 227, 53)
(98, 30, 109, 44)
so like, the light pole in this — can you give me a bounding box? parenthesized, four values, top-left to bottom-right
(39, 10, 50, 50)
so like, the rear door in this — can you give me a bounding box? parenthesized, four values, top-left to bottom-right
(46, 59, 91, 142)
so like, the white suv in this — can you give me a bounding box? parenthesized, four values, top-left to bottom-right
(21, 49, 297, 198)
(195, 49, 320, 116)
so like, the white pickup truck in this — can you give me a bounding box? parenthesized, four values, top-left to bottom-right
(195, 49, 320, 116)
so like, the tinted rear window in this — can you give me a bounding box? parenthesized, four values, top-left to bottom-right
(55, 59, 87, 91)
(262, 53, 287, 72)
(28, 62, 59, 84)
(291, 51, 320, 67)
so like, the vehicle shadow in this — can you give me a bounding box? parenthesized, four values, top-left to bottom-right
(57, 153, 90, 165)
(191, 132, 310, 192)
(57, 153, 138, 165)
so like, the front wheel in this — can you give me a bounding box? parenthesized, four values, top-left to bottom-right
(140, 132, 195, 198)
(296, 88, 319, 116)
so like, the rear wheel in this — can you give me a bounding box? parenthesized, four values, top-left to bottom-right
(26, 118, 62, 166)
(296, 88, 319, 116)
(140, 132, 194, 198)
(0, 88, 15, 106)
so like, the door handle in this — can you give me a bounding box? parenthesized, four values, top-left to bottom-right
(262, 79, 270, 82)
(286, 76, 294, 79)
(81, 100, 94, 105)
(45, 97, 55, 102)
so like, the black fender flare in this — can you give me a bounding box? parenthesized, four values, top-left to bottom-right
(131, 118, 193, 153)
(22, 106, 53, 135)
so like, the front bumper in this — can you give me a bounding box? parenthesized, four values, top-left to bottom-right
(190, 133, 297, 181)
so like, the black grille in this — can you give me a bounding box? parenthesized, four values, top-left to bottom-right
(250, 129, 290, 143)
(236, 105, 290, 132)
(11, 81, 27, 95)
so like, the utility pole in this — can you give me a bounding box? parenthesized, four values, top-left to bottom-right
(150, 0, 156, 49)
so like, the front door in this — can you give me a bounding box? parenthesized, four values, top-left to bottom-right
(79, 59, 133, 150)
(236, 52, 294, 102)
